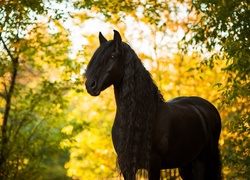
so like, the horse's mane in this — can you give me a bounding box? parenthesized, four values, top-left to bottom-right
(117, 43, 164, 177)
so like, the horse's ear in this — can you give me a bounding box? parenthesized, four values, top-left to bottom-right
(113, 30, 122, 52)
(99, 32, 107, 44)
(113, 30, 122, 45)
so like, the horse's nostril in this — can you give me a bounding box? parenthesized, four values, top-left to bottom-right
(90, 80, 97, 89)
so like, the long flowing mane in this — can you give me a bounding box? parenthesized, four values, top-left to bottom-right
(116, 43, 164, 177)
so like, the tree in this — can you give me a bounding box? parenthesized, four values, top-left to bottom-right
(0, 1, 84, 179)
(185, 0, 250, 178)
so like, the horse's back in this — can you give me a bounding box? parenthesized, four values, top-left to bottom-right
(168, 96, 215, 109)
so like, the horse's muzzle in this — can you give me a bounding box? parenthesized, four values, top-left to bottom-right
(85, 79, 101, 96)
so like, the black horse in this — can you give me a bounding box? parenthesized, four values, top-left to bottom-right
(85, 30, 222, 180)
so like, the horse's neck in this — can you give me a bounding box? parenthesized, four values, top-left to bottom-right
(113, 77, 163, 113)
(113, 85, 124, 109)
(113, 53, 164, 115)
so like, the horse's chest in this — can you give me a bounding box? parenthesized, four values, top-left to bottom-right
(111, 117, 123, 152)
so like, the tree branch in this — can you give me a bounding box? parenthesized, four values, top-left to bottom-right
(0, 33, 19, 175)
(0, 33, 14, 62)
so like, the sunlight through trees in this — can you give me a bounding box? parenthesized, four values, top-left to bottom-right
(0, 0, 249, 179)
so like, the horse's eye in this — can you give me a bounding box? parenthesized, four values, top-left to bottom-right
(110, 55, 116, 60)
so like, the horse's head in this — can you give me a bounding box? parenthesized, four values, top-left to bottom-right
(85, 30, 124, 96)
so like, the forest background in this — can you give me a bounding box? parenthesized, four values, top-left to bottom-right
(0, 0, 249, 179)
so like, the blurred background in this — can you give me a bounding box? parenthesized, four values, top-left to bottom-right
(0, 0, 249, 179)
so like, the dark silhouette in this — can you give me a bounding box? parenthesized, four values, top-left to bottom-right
(85, 30, 222, 180)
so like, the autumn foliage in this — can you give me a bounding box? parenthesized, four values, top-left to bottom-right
(0, 0, 249, 179)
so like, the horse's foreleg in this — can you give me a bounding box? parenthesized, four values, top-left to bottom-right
(123, 173, 136, 180)
(148, 154, 161, 180)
